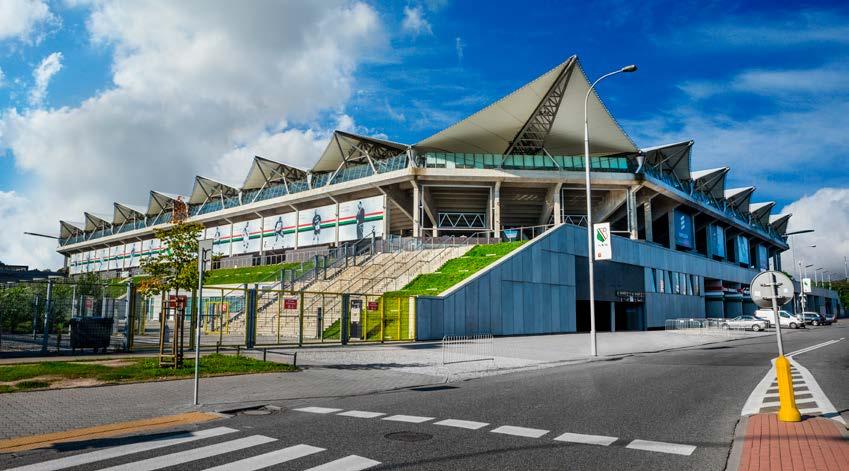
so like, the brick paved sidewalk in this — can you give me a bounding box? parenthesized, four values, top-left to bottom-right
(733, 414, 849, 471)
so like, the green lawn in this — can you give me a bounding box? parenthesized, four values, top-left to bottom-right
(384, 241, 526, 297)
(203, 261, 312, 286)
(0, 354, 296, 393)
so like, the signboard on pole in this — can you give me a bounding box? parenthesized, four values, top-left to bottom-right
(593, 223, 612, 261)
(283, 298, 298, 309)
(802, 278, 812, 293)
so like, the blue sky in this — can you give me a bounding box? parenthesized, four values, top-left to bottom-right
(0, 0, 847, 270)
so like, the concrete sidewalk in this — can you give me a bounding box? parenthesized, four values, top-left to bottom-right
(730, 414, 849, 471)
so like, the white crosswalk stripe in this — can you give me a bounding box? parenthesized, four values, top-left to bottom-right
(626, 439, 696, 456)
(434, 419, 489, 430)
(4, 426, 239, 471)
(337, 410, 385, 419)
(303, 455, 381, 471)
(490, 425, 549, 438)
(99, 435, 278, 471)
(382, 414, 434, 423)
(294, 407, 344, 414)
(202, 444, 325, 471)
(553, 432, 618, 446)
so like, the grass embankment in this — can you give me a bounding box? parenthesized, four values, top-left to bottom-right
(0, 354, 295, 394)
(203, 261, 312, 286)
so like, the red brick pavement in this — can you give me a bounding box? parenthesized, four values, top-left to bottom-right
(739, 414, 849, 471)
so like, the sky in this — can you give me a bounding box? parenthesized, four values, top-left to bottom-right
(0, 0, 847, 277)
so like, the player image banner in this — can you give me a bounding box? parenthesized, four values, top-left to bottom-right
(338, 196, 384, 242)
(709, 224, 726, 258)
(231, 218, 262, 255)
(95, 248, 108, 272)
(262, 212, 296, 251)
(108, 245, 122, 270)
(126, 241, 142, 268)
(205, 224, 232, 256)
(297, 204, 337, 248)
(69, 253, 79, 275)
(736, 235, 750, 265)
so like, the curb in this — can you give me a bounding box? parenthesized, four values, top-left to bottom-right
(724, 415, 748, 471)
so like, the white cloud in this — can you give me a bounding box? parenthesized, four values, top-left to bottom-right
(0, 66, 5, 87)
(401, 6, 432, 36)
(455, 36, 464, 63)
(779, 187, 849, 279)
(0, 0, 54, 42)
(679, 64, 849, 100)
(0, 1, 385, 269)
(28, 52, 63, 107)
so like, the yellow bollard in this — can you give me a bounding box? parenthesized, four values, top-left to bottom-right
(775, 355, 801, 422)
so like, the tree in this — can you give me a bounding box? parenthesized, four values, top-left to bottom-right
(137, 220, 204, 296)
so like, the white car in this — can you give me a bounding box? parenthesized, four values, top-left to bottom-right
(754, 309, 806, 329)
(722, 315, 768, 331)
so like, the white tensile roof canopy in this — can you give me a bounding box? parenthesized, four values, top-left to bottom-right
(113, 203, 146, 225)
(189, 176, 239, 205)
(769, 214, 792, 235)
(146, 191, 186, 217)
(691, 167, 730, 200)
(724, 187, 756, 213)
(414, 56, 637, 157)
(641, 140, 694, 182)
(313, 131, 408, 174)
(749, 201, 775, 226)
(242, 156, 308, 191)
(83, 212, 112, 231)
(59, 220, 84, 239)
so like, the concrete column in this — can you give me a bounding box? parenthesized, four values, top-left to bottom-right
(628, 187, 638, 240)
(334, 201, 340, 246)
(667, 212, 675, 249)
(293, 209, 300, 249)
(610, 301, 616, 333)
(553, 185, 562, 225)
(382, 194, 390, 238)
(643, 201, 653, 242)
(412, 184, 421, 237)
(493, 181, 502, 235)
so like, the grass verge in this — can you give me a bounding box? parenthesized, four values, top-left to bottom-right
(0, 354, 296, 393)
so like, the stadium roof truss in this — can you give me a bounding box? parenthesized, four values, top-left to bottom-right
(724, 187, 756, 213)
(83, 212, 112, 232)
(414, 56, 637, 158)
(190, 176, 239, 207)
(113, 202, 146, 226)
(691, 167, 730, 200)
(59, 220, 84, 239)
(146, 190, 186, 220)
(749, 201, 775, 227)
(769, 213, 792, 236)
(313, 131, 409, 184)
(242, 156, 308, 195)
(641, 140, 693, 183)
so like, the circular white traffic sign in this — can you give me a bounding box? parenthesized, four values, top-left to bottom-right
(750, 271, 795, 308)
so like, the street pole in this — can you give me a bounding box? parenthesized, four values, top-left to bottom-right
(583, 64, 637, 357)
(765, 272, 800, 422)
(193, 241, 211, 406)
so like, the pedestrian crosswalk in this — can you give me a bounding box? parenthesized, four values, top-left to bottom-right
(5, 426, 380, 471)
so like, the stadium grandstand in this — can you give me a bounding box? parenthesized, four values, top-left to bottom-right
(55, 55, 844, 338)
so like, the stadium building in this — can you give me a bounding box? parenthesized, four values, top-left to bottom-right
(55, 56, 844, 338)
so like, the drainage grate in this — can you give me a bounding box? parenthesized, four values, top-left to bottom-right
(410, 385, 458, 392)
(385, 431, 433, 442)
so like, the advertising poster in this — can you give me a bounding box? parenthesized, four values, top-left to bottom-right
(262, 212, 296, 251)
(205, 224, 231, 256)
(108, 245, 122, 270)
(709, 224, 726, 258)
(69, 253, 78, 275)
(736, 235, 750, 265)
(674, 210, 694, 249)
(297, 204, 337, 248)
(757, 245, 769, 270)
(231, 218, 262, 255)
(95, 248, 108, 272)
(338, 196, 384, 242)
(593, 223, 612, 260)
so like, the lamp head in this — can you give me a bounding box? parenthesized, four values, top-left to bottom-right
(621, 64, 638, 73)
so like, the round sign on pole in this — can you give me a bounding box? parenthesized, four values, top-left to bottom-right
(750, 271, 794, 308)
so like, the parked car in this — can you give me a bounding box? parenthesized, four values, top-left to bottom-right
(800, 312, 831, 326)
(754, 309, 806, 329)
(721, 315, 768, 332)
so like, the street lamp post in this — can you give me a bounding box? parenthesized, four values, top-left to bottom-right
(584, 64, 637, 357)
(784, 229, 814, 314)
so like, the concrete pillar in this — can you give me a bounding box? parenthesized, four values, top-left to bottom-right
(553, 185, 562, 225)
(412, 184, 421, 237)
(628, 187, 638, 240)
(292, 209, 300, 249)
(493, 181, 501, 235)
(610, 301, 616, 333)
(643, 201, 653, 242)
(667, 212, 675, 249)
(382, 194, 390, 238)
(334, 201, 340, 246)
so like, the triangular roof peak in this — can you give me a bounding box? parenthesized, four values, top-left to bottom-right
(769, 213, 792, 235)
(189, 176, 239, 205)
(242, 156, 309, 190)
(313, 131, 408, 174)
(691, 167, 729, 199)
(414, 56, 637, 157)
(749, 201, 775, 226)
(641, 140, 694, 181)
(724, 186, 756, 213)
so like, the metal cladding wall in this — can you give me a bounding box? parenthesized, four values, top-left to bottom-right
(414, 223, 799, 340)
(415, 226, 578, 340)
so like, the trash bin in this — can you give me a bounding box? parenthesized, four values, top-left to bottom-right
(69, 317, 114, 353)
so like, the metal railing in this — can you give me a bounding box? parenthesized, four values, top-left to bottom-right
(441, 334, 495, 365)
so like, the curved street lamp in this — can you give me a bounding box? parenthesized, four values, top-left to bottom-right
(584, 64, 637, 356)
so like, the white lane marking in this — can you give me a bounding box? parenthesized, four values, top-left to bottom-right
(626, 439, 696, 456)
(337, 410, 385, 419)
(381, 414, 434, 423)
(787, 339, 842, 357)
(203, 444, 325, 471)
(490, 425, 549, 438)
(553, 432, 618, 446)
(763, 393, 779, 398)
(5, 427, 238, 471)
(434, 419, 489, 430)
(741, 359, 777, 416)
(294, 407, 343, 414)
(99, 435, 277, 471)
(303, 455, 380, 471)
(789, 357, 846, 425)
(799, 408, 823, 414)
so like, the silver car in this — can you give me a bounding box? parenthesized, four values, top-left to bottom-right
(722, 315, 768, 332)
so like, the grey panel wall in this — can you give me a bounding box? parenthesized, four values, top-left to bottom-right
(416, 226, 577, 340)
(645, 293, 706, 327)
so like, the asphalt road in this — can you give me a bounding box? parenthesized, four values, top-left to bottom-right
(3, 323, 847, 471)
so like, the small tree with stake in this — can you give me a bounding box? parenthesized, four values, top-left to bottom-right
(138, 198, 202, 367)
